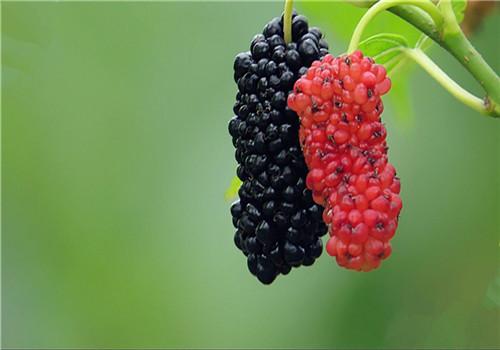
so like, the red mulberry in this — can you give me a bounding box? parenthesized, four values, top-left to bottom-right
(230, 13, 329, 284)
(288, 51, 402, 271)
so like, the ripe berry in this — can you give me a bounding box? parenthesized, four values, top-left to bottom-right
(288, 51, 402, 272)
(230, 13, 329, 284)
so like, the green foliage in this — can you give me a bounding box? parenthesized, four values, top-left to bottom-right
(225, 176, 242, 201)
(356, 32, 414, 121)
(451, 0, 467, 24)
(358, 33, 408, 67)
(386, 67, 414, 122)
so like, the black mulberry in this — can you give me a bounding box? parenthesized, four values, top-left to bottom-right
(229, 12, 329, 284)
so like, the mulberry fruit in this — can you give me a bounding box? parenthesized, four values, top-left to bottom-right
(288, 51, 402, 272)
(230, 13, 329, 284)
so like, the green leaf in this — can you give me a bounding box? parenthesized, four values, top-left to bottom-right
(452, 0, 467, 24)
(387, 70, 414, 124)
(358, 33, 414, 123)
(358, 33, 408, 69)
(357, 48, 413, 124)
(224, 176, 242, 201)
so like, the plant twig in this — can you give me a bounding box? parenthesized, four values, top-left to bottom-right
(403, 48, 497, 116)
(347, 0, 500, 117)
(348, 0, 443, 53)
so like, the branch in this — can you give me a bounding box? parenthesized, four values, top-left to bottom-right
(347, 0, 500, 117)
(403, 48, 498, 117)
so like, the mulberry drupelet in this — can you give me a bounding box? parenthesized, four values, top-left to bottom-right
(288, 51, 402, 272)
(229, 13, 329, 284)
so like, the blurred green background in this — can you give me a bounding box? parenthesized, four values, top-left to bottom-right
(2, 1, 499, 348)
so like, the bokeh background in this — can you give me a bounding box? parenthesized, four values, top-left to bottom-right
(2, 1, 499, 348)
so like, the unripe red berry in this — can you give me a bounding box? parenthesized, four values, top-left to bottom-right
(361, 71, 377, 87)
(288, 51, 402, 271)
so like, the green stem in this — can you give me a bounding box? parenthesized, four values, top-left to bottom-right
(403, 48, 496, 116)
(440, 0, 460, 36)
(348, 0, 443, 53)
(388, 5, 441, 41)
(385, 1, 500, 116)
(283, 0, 293, 44)
(439, 0, 500, 114)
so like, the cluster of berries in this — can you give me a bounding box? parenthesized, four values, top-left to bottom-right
(288, 51, 402, 271)
(229, 13, 329, 284)
(229, 12, 402, 283)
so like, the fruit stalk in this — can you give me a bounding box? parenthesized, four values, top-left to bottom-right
(283, 0, 294, 44)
